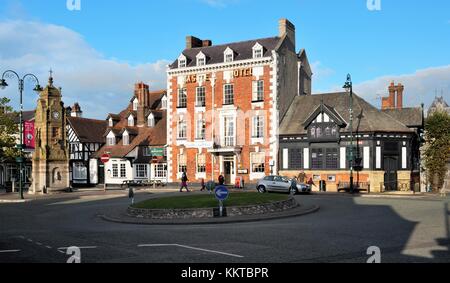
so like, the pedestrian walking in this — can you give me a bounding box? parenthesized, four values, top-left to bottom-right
(200, 178, 206, 191)
(180, 170, 190, 192)
(218, 175, 225, 186)
(128, 186, 135, 205)
(307, 177, 316, 189)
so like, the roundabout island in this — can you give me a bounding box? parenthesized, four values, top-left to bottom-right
(101, 191, 320, 225)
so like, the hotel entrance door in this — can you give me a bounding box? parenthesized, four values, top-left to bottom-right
(224, 157, 235, 185)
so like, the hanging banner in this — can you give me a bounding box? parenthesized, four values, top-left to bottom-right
(23, 120, 35, 150)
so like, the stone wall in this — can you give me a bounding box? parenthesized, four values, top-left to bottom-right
(127, 197, 298, 220)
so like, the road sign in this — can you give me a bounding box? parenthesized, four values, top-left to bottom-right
(150, 148, 165, 157)
(215, 185, 229, 201)
(101, 154, 111, 164)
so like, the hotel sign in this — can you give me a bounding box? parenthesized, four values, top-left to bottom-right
(185, 68, 253, 84)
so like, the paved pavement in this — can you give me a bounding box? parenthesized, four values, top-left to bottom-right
(0, 189, 449, 263)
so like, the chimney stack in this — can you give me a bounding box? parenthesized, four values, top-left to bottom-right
(186, 36, 204, 49)
(71, 103, 83, 118)
(396, 83, 404, 109)
(279, 18, 296, 48)
(382, 81, 405, 110)
(135, 82, 150, 127)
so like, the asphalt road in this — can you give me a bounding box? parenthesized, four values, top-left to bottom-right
(0, 191, 449, 263)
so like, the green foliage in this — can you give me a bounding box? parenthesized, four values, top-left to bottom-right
(424, 111, 450, 191)
(0, 97, 19, 160)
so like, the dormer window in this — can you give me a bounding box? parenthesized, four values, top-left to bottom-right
(161, 95, 167, 109)
(224, 47, 234, 63)
(108, 118, 114, 127)
(107, 131, 116, 146)
(196, 52, 206, 67)
(178, 54, 187, 68)
(128, 114, 135, 127)
(123, 131, 130, 146)
(252, 43, 264, 59)
(148, 113, 155, 128)
(132, 98, 139, 111)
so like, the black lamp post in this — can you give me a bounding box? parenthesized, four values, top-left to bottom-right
(0, 70, 42, 200)
(343, 74, 355, 194)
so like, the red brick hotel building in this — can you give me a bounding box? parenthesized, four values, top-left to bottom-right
(166, 19, 312, 185)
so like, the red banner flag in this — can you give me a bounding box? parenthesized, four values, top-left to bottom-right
(23, 120, 35, 150)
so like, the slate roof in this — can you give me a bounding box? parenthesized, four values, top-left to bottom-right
(67, 117, 108, 143)
(382, 108, 424, 128)
(280, 92, 417, 136)
(169, 37, 281, 69)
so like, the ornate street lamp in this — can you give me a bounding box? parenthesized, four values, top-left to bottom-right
(1, 70, 42, 200)
(343, 74, 355, 194)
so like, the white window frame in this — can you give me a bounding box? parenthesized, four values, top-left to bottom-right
(196, 117, 206, 140)
(107, 131, 116, 146)
(178, 88, 187, 108)
(251, 152, 265, 173)
(108, 118, 113, 127)
(128, 114, 135, 127)
(120, 163, 126, 178)
(252, 116, 265, 138)
(73, 162, 87, 180)
(178, 153, 187, 174)
(196, 154, 206, 173)
(196, 86, 206, 107)
(223, 84, 234, 105)
(135, 164, 148, 179)
(155, 164, 167, 178)
(223, 116, 235, 147)
(112, 164, 119, 178)
(178, 54, 187, 68)
(252, 43, 264, 59)
(224, 47, 234, 63)
(148, 113, 155, 127)
(178, 116, 187, 140)
(252, 80, 264, 102)
(132, 98, 139, 111)
(122, 131, 129, 146)
(196, 52, 206, 66)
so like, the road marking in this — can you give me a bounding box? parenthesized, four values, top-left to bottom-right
(36, 242, 43, 246)
(46, 246, 52, 249)
(138, 244, 244, 258)
(27, 239, 33, 243)
(0, 250, 21, 253)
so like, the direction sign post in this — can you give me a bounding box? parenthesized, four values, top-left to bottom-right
(100, 154, 111, 191)
(214, 185, 229, 217)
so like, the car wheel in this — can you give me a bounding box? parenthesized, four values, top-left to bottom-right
(258, 186, 267, 193)
(290, 187, 298, 195)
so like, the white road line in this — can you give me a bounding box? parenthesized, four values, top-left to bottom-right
(138, 244, 244, 258)
(46, 246, 52, 249)
(36, 242, 43, 246)
(27, 239, 33, 243)
(0, 250, 21, 253)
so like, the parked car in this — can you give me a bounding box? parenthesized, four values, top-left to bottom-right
(256, 175, 312, 195)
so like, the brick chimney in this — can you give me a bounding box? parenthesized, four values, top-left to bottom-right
(135, 82, 150, 127)
(71, 103, 83, 118)
(186, 36, 204, 49)
(396, 83, 404, 109)
(279, 18, 296, 48)
(202, 40, 212, 47)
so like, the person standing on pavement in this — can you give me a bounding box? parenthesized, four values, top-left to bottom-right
(180, 170, 190, 192)
(298, 170, 307, 184)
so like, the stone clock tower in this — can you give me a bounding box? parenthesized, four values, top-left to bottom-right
(31, 74, 69, 194)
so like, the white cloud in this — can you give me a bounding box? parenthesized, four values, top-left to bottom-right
(353, 65, 450, 108)
(0, 20, 169, 119)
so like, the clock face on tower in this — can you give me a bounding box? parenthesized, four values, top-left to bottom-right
(52, 111, 60, 120)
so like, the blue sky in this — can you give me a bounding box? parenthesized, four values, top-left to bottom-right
(0, 0, 449, 118)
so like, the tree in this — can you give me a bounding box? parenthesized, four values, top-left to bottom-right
(0, 97, 19, 161)
(423, 111, 450, 192)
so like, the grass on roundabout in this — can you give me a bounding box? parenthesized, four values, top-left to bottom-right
(132, 192, 290, 210)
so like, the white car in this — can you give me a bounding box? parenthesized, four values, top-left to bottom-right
(256, 175, 312, 195)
